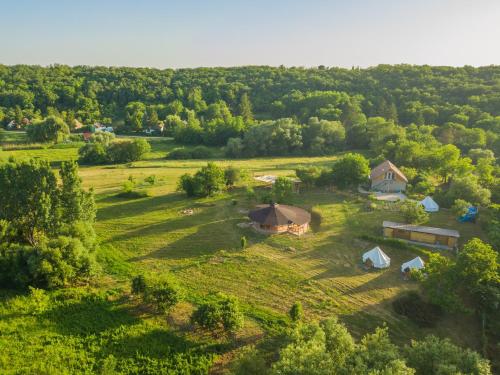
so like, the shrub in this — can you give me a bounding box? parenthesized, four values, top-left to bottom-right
(399, 200, 429, 224)
(26, 116, 70, 143)
(331, 153, 370, 189)
(225, 137, 244, 158)
(167, 148, 193, 160)
(452, 199, 471, 217)
(78, 142, 108, 164)
(224, 166, 241, 188)
(191, 145, 213, 159)
(144, 278, 182, 314)
(392, 291, 442, 328)
(107, 138, 151, 163)
(272, 177, 293, 203)
(131, 275, 148, 295)
(144, 175, 157, 185)
(177, 163, 225, 197)
(191, 293, 244, 336)
(240, 236, 247, 249)
(289, 302, 303, 322)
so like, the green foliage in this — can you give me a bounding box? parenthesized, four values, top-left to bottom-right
(131, 275, 148, 295)
(26, 116, 70, 143)
(331, 153, 370, 189)
(0, 159, 97, 289)
(78, 142, 108, 164)
(0, 159, 59, 245)
(107, 138, 151, 163)
(406, 335, 492, 375)
(240, 236, 247, 250)
(178, 163, 225, 197)
(144, 278, 182, 314)
(399, 200, 429, 224)
(233, 346, 268, 375)
(272, 177, 294, 203)
(78, 138, 150, 165)
(289, 302, 303, 322)
(191, 293, 244, 336)
(452, 199, 471, 217)
(302, 117, 345, 155)
(295, 166, 322, 188)
(224, 166, 241, 188)
(437, 175, 491, 208)
(167, 147, 193, 159)
(144, 174, 156, 185)
(456, 238, 498, 289)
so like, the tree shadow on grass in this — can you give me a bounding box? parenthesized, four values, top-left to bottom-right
(42, 296, 139, 336)
(108, 328, 225, 360)
(126, 217, 248, 261)
(96, 193, 187, 221)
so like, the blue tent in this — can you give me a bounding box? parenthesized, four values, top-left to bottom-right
(459, 206, 478, 223)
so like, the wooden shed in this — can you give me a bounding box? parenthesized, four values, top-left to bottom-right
(383, 221, 459, 249)
(248, 203, 311, 235)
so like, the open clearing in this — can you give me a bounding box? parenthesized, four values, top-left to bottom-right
(0, 136, 487, 372)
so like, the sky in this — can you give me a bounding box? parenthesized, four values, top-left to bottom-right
(1, 0, 500, 69)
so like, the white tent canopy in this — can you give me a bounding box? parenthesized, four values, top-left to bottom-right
(401, 256, 425, 272)
(419, 196, 439, 212)
(362, 246, 391, 269)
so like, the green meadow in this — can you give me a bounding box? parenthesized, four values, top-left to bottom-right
(0, 134, 487, 373)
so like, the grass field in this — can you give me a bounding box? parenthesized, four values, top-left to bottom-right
(0, 134, 488, 373)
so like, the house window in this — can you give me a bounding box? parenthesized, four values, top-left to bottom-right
(384, 171, 394, 180)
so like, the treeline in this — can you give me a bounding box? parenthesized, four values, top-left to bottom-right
(1, 64, 500, 129)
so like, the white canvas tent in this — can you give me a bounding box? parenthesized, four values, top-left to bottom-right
(401, 256, 425, 272)
(362, 246, 391, 269)
(419, 196, 439, 212)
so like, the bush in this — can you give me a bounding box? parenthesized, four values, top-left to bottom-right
(167, 148, 193, 160)
(0, 236, 97, 289)
(191, 293, 244, 337)
(78, 142, 108, 164)
(144, 278, 182, 314)
(331, 153, 370, 189)
(272, 177, 293, 203)
(26, 116, 70, 143)
(399, 200, 429, 224)
(452, 199, 471, 217)
(107, 138, 151, 163)
(289, 302, 303, 322)
(224, 166, 241, 187)
(191, 145, 213, 159)
(225, 137, 244, 158)
(131, 275, 148, 295)
(392, 291, 442, 328)
(177, 163, 225, 197)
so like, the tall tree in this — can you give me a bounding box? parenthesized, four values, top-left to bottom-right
(238, 93, 254, 123)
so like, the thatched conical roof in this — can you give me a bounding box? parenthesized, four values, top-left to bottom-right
(248, 203, 311, 226)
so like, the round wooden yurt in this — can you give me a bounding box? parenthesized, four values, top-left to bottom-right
(248, 203, 311, 235)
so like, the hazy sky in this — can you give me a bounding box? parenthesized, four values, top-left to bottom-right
(1, 0, 499, 68)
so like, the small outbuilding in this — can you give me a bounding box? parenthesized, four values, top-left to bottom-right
(362, 246, 391, 269)
(401, 256, 425, 273)
(248, 203, 311, 235)
(254, 175, 301, 193)
(383, 221, 459, 249)
(419, 196, 439, 212)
